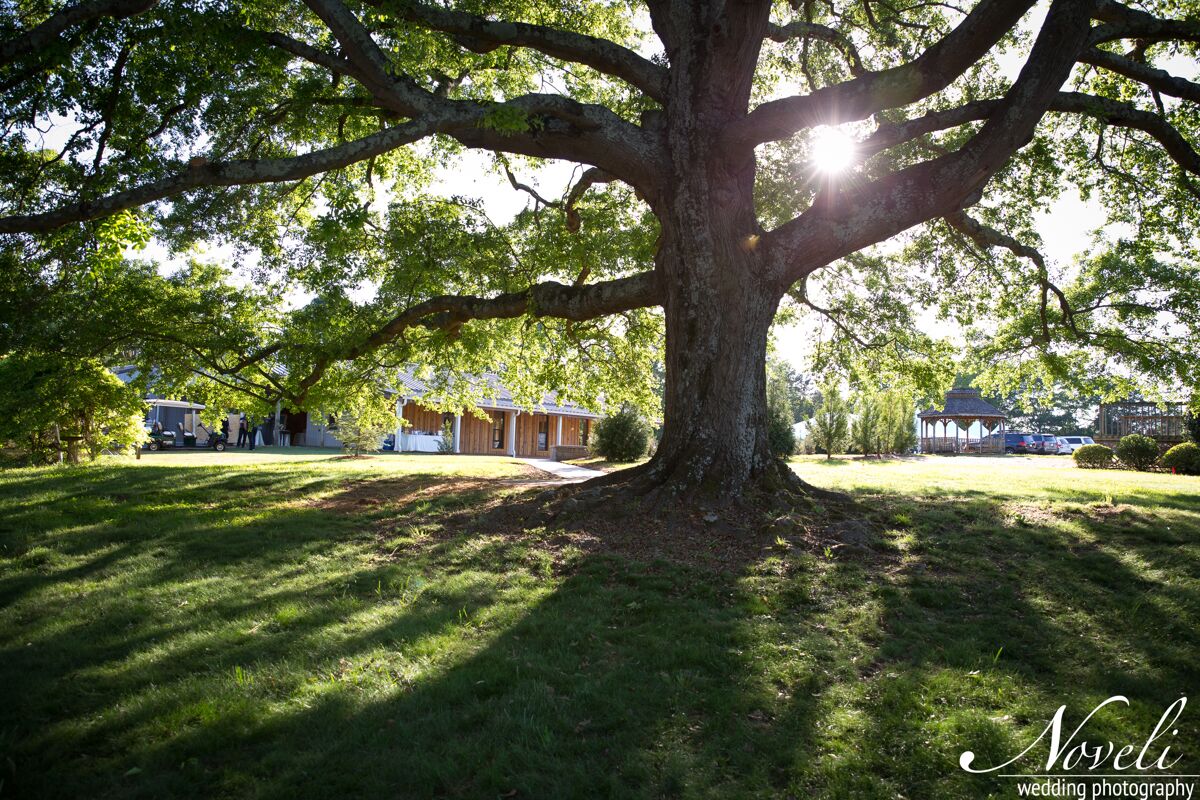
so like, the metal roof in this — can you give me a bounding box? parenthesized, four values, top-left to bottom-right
(396, 368, 601, 419)
(116, 366, 205, 407)
(918, 388, 1007, 420)
(147, 398, 206, 410)
(116, 365, 600, 419)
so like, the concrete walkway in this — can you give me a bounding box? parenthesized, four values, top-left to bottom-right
(519, 458, 605, 482)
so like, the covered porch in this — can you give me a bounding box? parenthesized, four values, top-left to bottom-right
(396, 400, 596, 458)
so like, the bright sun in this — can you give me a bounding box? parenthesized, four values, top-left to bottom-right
(810, 126, 857, 174)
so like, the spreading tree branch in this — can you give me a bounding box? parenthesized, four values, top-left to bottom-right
(253, 29, 364, 81)
(564, 167, 616, 233)
(765, 20, 865, 75)
(765, 0, 1099, 286)
(1079, 48, 1200, 103)
(1089, 0, 1200, 45)
(385, 1, 668, 101)
(943, 210, 1077, 342)
(0, 0, 156, 67)
(1052, 92, 1200, 175)
(0, 119, 441, 233)
(0, 84, 662, 234)
(861, 91, 1200, 176)
(729, 0, 1037, 147)
(290, 271, 662, 402)
(300, 0, 431, 113)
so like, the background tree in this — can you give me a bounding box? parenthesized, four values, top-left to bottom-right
(852, 391, 883, 459)
(810, 382, 850, 460)
(331, 388, 396, 455)
(335, 403, 395, 457)
(766, 359, 798, 457)
(1186, 402, 1200, 444)
(0, 352, 146, 463)
(879, 391, 918, 454)
(768, 357, 819, 423)
(3, 0, 1200, 508)
(435, 419, 456, 455)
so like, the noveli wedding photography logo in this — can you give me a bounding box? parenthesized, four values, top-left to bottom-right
(959, 696, 1194, 799)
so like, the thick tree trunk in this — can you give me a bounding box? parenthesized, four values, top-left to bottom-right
(643, 235, 783, 501)
(582, 244, 803, 508)
(572, 5, 816, 512)
(583, 237, 806, 510)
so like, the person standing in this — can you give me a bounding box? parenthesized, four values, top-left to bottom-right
(247, 417, 257, 451)
(237, 416, 247, 448)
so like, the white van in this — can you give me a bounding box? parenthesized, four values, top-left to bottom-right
(1056, 435, 1096, 454)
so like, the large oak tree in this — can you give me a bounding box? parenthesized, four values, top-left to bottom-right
(2, 0, 1199, 505)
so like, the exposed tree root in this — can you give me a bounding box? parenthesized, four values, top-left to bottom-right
(475, 456, 863, 564)
(554, 456, 843, 516)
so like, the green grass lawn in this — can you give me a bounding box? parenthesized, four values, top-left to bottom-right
(1, 451, 1198, 798)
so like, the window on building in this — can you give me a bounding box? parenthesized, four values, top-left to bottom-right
(581, 419, 590, 447)
(492, 414, 505, 449)
(537, 416, 549, 450)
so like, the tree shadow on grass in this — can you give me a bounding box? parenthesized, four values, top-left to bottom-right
(819, 488, 1200, 797)
(1, 465, 1198, 798)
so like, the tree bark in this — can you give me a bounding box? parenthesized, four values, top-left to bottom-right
(577, 194, 810, 509)
(641, 239, 787, 503)
(583, 5, 805, 508)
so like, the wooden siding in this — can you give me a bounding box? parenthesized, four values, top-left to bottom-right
(401, 403, 445, 435)
(557, 416, 591, 447)
(514, 413, 552, 457)
(459, 411, 506, 455)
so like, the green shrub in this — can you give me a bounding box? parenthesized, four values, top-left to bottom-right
(1161, 442, 1200, 475)
(335, 402, 395, 456)
(1073, 443, 1114, 469)
(436, 419, 456, 454)
(592, 407, 650, 462)
(1116, 434, 1159, 471)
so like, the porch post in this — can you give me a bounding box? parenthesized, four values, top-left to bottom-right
(453, 414, 462, 454)
(506, 410, 517, 457)
(395, 399, 405, 452)
(555, 415, 563, 447)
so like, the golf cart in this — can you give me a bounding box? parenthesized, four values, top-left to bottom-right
(143, 399, 213, 450)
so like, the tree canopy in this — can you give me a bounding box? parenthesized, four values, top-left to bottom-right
(2, 0, 1199, 500)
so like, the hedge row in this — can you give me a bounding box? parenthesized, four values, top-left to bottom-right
(1072, 436, 1200, 474)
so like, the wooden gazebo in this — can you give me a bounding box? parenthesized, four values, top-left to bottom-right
(919, 388, 1008, 454)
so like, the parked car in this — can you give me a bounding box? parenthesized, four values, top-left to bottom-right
(983, 432, 1037, 454)
(1056, 435, 1096, 454)
(1029, 434, 1058, 454)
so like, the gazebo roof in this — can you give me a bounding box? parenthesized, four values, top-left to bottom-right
(918, 388, 1007, 420)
